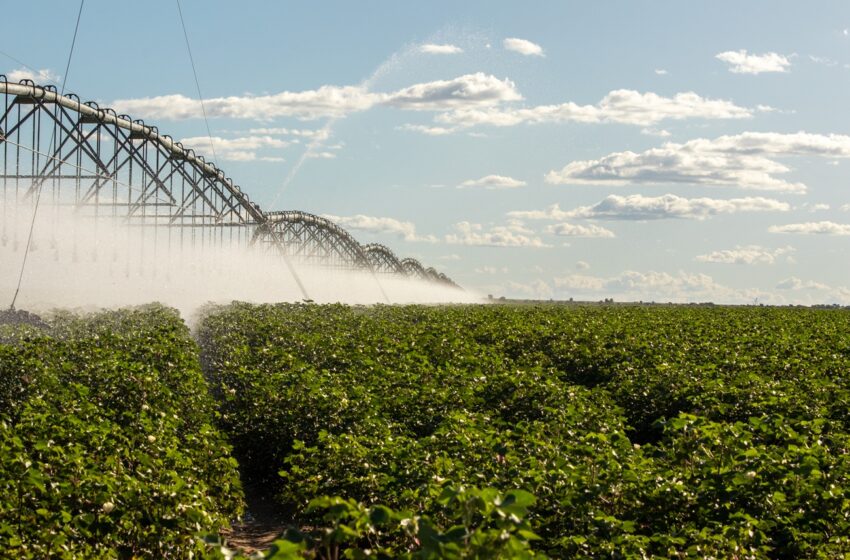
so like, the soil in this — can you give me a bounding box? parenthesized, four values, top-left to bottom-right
(223, 482, 293, 554)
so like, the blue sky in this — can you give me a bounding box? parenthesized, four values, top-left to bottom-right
(3, 1, 850, 303)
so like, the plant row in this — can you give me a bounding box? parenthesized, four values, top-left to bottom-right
(197, 303, 850, 558)
(0, 304, 243, 558)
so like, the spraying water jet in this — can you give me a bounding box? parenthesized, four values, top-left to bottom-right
(0, 80, 466, 315)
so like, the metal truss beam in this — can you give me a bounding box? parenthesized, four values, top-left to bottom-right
(0, 78, 458, 289)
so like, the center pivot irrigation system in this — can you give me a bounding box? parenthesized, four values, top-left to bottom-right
(0, 78, 458, 301)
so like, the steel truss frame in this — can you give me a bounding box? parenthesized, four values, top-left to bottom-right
(0, 78, 457, 287)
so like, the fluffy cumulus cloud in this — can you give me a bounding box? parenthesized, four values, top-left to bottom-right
(506, 279, 554, 299)
(457, 174, 526, 190)
(777, 277, 831, 291)
(546, 223, 615, 238)
(322, 214, 436, 243)
(116, 73, 754, 142)
(684, 132, 850, 157)
(551, 270, 791, 304)
(384, 73, 521, 111)
(716, 50, 791, 74)
(246, 127, 330, 139)
(388, 75, 507, 112)
(112, 73, 520, 121)
(180, 135, 289, 162)
(641, 128, 672, 137)
(509, 194, 789, 221)
(503, 38, 545, 57)
(768, 221, 850, 235)
(773, 278, 850, 304)
(114, 86, 378, 121)
(397, 124, 457, 136)
(802, 203, 831, 212)
(6, 67, 60, 84)
(554, 270, 727, 299)
(445, 221, 548, 247)
(546, 132, 850, 192)
(507, 203, 573, 221)
(434, 89, 751, 131)
(419, 43, 463, 54)
(696, 245, 794, 265)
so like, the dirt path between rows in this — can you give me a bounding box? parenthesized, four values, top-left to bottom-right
(223, 483, 292, 554)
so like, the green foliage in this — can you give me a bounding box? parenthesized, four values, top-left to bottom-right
(0, 304, 243, 558)
(199, 302, 850, 558)
(198, 483, 544, 559)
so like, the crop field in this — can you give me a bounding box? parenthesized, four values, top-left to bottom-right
(0, 305, 242, 558)
(3, 302, 850, 558)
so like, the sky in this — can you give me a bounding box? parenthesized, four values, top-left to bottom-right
(2, 0, 850, 304)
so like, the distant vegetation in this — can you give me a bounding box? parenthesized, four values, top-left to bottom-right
(3, 302, 850, 557)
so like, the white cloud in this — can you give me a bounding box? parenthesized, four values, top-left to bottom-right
(773, 279, 850, 304)
(556, 270, 721, 294)
(322, 214, 436, 243)
(801, 203, 830, 212)
(419, 43, 463, 54)
(684, 131, 850, 157)
(552, 270, 780, 304)
(507, 203, 573, 221)
(776, 277, 832, 291)
(716, 50, 791, 74)
(641, 128, 672, 137)
(506, 279, 554, 299)
(654, 69, 668, 75)
(458, 174, 526, 190)
(383, 72, 521, 111)
(6, 67, 60, 84)
(304, 151, 337, 159)
(576, 260, 590, 270)
(246, 127, 330, 139)
(769, 221, 850, 235)
(696, 245, 794, 265)
(547, 148, 799, 191)
(568, 194, 792, 220)
(397, 124, 456, 136)
(546, 222, 615, 238)
(114, 86, 378, 121)
(445, 221, 548, 247)
(552, 274, 606, 292)
(180, 135, 290, 162)
(503, 38, 544, 57)
(809, 55, 839, 67)
(546, 132, 850, 192)
(509, 194, 790, 221)
(435, 89, 751, 130)
(112, 73, 520, 121)
(841, 204, 850, 212)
